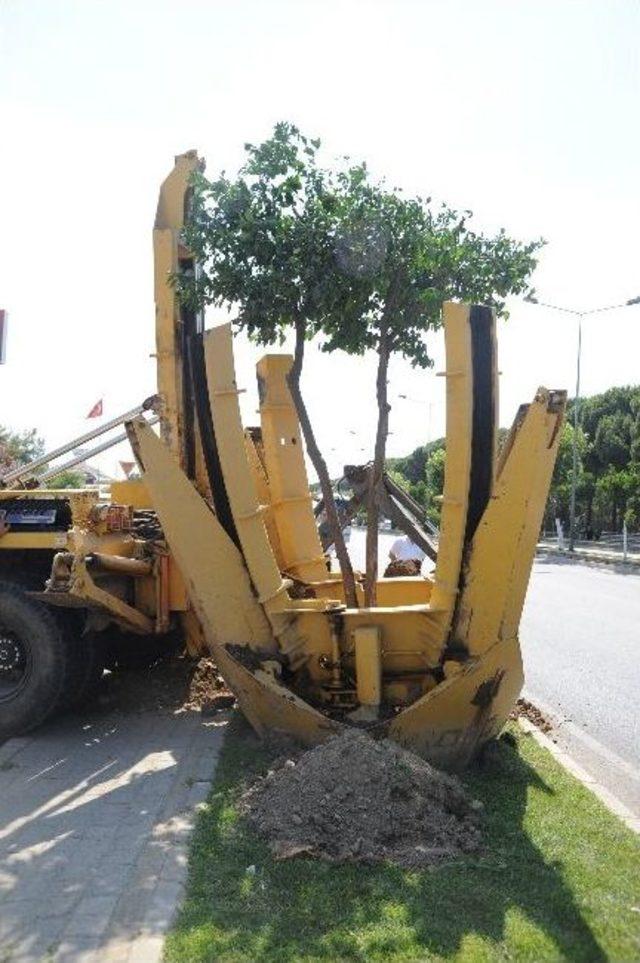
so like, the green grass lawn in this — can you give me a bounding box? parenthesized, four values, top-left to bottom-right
(165, 717, 640, 962)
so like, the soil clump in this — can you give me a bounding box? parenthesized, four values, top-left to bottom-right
(383, 558, 422, 577)
(92, 655, 233, 716)
(511, 697, 554, 734)
(240, 728, 483, 868)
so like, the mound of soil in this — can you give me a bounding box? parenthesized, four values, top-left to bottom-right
(240, 729, 483, 868)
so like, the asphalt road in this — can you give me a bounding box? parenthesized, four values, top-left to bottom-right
(521, 555, 640, 814)
(521, 557, 640, 767)
(344, 528, 640, 813)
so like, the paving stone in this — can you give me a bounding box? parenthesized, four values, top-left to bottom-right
(131, 845, 167, 884)
(1, 889, 81, 926)
(99, 940, 137, 963)
(186, 780, 211, 808)
(127, 933, 165, 962)
(54, 933, 104, 962)
(0, 737, 31, 767)
(61, 893, 120, 938)
(158, 848, 188, 883)
(141, 878, 185, 931)
(2, 930, 62, 963)
(185, 751, 224, 783)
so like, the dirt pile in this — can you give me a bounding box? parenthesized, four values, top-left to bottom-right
(240, 729, 483, 868)
(511, 697, 553, 734)
(183, 658, 235, 714)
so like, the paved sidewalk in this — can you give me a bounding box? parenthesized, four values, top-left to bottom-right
(0, 706, 225, 962)
(537, 542, 640, 567)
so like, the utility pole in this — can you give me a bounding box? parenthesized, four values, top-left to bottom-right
(525, 294, 640, 551)
(569, 315, 582, 552)
(0, 309, 8, 364)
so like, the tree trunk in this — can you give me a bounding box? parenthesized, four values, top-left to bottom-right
(287, 317, 358, 608)
(364, 322, 391, 607)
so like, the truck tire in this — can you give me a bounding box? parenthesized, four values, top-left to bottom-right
(0, 581, 68, 739)
(61, 626, 107, 709)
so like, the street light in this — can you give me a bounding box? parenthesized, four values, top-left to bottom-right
(524, 292, 640, 550)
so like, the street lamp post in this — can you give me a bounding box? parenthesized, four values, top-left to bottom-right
(525, 294, 640, 551)
(569, 315, 582, 552)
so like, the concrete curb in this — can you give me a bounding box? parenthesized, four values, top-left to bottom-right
(518, 716, 640, 835)
(536, 545, 640, 567)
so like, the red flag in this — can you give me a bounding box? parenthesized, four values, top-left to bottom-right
(86, 399, 103, 419)
(119, 460, 135, 478)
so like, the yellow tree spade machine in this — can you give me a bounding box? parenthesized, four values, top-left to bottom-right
(0, 152, 566, 767)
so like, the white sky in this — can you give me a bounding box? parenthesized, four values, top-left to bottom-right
(1, 0, 639, 481)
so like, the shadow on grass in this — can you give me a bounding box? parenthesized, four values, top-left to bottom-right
(170, 716, 610, 962)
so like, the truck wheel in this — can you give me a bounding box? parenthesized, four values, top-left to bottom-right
(61, 626, 107, 709)
(0, 581, 68, 739)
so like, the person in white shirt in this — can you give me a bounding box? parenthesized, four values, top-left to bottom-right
(388, 534, 426, 565)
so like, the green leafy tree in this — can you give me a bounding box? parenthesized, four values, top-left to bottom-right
(0, 426, 44, 475)
(392, 386, 640, 538)
(387, 441, 446, 527)
(424, 446, 446, 523)
(593, 413, 633, 471)
(544, 423, 588, 530)
(388, 437, 443, 487)
(45, 470, 86, 489)
(561, 386, 640, 534)
(624, 467, 640, 531)
(323, 169, 542, 603)
(183, 123, 542, 605)
(181, 123, 360, 604)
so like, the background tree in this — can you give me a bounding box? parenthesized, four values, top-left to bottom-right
(45, 469, 86, 489)
(0, 426, 44, 475)
(571, 386, 640, 535)
(391, 384, 640, 539)
(544, 423, 589, 531)
(0, 427, 86, 490)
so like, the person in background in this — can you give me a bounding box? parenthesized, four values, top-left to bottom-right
(384, 534, 426, 577)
